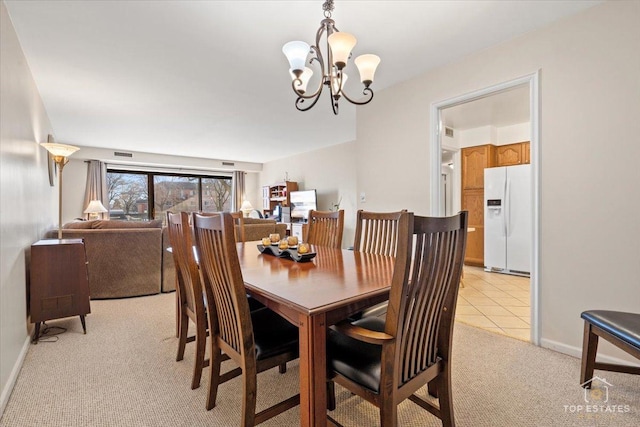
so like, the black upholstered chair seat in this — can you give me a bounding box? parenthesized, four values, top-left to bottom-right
(252, 308, 299, 360)
(581, 310, 640, 349)
(328, 316, 385, 393)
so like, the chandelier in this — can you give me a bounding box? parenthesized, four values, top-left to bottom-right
(282, 0, 380, 115)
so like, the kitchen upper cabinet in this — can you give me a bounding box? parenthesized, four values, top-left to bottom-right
(462, 145, 495, 189)
(496, 141, 530, 166)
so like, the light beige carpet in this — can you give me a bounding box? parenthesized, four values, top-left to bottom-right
(1, 293, 638, 426)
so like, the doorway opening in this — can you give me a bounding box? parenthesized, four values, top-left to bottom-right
(430, 72, 540, 344)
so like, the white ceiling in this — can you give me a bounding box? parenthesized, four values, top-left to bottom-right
(5, 1, 600, 164)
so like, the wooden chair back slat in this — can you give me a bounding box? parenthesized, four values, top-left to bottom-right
(306, 210, 344, 248)
(353, 210, 406, 257)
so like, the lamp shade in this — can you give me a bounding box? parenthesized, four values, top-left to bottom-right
(240, 200, 254, 218)
(41, 143, 80, 158)
(354, 54, 381, 86)
(282, 41, 310, 74)
(327, 32, 356, 69)
(289, 67, 313, 94)
(331, 72, 348, 94)
(84, 200, 108, 214)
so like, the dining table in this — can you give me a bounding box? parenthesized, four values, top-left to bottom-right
(236, 242, 396, 427)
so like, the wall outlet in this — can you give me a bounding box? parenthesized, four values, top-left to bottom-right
(360, 192, 366, 203)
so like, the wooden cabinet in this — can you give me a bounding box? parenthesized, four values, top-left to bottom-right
(263, 181, 298, 213)
(495, 141, 530, 166)
(461, 190, 485, 266)
(30, 239, 91, 343)
(461, 145, 495, 266)
(462, 145, 495, 189)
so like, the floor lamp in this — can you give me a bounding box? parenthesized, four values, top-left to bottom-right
(41, 142, 80, 239)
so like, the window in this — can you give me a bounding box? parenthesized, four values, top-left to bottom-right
(107, 169, 232, 223)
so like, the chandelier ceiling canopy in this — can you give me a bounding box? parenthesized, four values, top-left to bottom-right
(282, 0, 380, 115)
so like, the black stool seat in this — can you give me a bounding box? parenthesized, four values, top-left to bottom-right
(581, 310, 640, 350)
(579, 309, 640, 387)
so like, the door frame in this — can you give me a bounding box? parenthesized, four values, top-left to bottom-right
(429, 71, 541, 345)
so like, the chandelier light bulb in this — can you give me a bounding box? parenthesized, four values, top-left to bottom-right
(327, 32, 356, 70)
(282, 41, 310, 75)
(354, 54, 381, 87)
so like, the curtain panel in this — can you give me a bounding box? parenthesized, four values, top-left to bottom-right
(84, 160, 109, 219)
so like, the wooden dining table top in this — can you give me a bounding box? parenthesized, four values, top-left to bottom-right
(237, 242, 395, 319)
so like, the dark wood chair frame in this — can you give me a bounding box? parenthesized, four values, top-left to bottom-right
(166, 211, 210, 390)
(328, 211, 468, 427)
(193, 212, 300, 425)
(307, 209, 345, 249)
(580, 316, 640, 387)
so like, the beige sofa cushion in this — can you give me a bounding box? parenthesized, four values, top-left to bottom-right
(92, 219, 162, 229)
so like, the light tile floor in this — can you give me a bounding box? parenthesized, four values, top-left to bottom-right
(455, 266, 531, 341)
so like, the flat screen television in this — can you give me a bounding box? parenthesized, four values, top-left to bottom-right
(290, 190, 317, 221)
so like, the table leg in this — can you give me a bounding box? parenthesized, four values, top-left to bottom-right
(298, 312, 327, 427)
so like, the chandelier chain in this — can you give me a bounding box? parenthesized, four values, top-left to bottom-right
(322, 0, 334, 18)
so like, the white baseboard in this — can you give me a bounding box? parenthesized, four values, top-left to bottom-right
(541, 338, 640, 368)
(0, 335, 30, 417)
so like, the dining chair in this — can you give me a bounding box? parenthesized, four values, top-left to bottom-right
(306, 209, 344, 249)
(166, 211, 209, 390)
(192, 212, 300, 424)
(230, 211, 246, 242)
(327, 211, 468, 427)
(351, 209, 407, 319)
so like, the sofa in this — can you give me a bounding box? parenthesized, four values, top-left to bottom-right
(45, 220, 176, 299)
(238, 218, 287, 242)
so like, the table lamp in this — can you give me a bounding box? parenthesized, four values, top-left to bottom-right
(84, 200, 108, 220)
(240, 200, 253, 218)
(41, 142, 80, 239)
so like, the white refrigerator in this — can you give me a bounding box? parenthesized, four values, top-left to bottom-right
(484, 164, 531, 276)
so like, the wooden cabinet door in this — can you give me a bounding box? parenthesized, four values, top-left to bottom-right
(496, 143, 523, 166)
(462, 145, 495, 189)
(462, 189, 485, 266)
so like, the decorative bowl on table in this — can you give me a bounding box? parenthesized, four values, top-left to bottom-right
(257, 243, 316, 262)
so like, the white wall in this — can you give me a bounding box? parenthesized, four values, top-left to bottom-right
(458, 122, 530, 147)
(260, 142, 357, 248)
(0, 2, 55, 414)
(497, 122, 530, 145)
(356, 0, 640, 362)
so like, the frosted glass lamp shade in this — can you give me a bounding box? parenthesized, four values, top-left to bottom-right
(327, 32, 356, 70)
(354, 54, 381, 87)
(282, 41, 310, 74)
(290, 67, 313, 94)
(41, 143, 80, 159)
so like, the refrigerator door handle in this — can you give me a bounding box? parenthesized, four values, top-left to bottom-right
(505, 177, 511, 237)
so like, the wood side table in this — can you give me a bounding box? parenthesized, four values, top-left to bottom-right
(30, 239, 91, 343)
